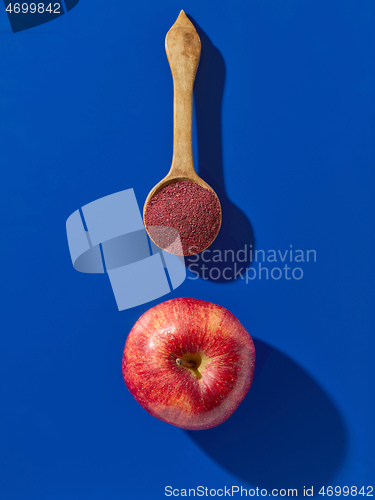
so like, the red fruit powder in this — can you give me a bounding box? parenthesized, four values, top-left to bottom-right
(144, 181, 221, 256)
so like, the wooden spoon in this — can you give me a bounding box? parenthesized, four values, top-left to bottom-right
(143, 10, 222, 251)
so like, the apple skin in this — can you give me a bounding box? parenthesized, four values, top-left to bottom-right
(122, 298, 255, 430)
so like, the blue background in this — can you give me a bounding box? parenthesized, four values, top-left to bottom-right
(0, 1, 374, 498)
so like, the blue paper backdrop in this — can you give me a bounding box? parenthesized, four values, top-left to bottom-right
(0, 1, 374, 499)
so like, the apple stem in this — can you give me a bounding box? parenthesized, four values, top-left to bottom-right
(176, 358, 196, 368)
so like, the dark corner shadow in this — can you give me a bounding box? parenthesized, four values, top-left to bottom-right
(186, 339, 347, 490)
(185, 15, 255, 283)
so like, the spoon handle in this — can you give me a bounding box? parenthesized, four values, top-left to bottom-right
(165, 11, 201, 179)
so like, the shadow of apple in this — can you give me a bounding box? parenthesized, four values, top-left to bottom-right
(186, 339, 347, 489)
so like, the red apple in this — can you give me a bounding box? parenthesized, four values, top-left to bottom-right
(122, 298, 255, 430)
